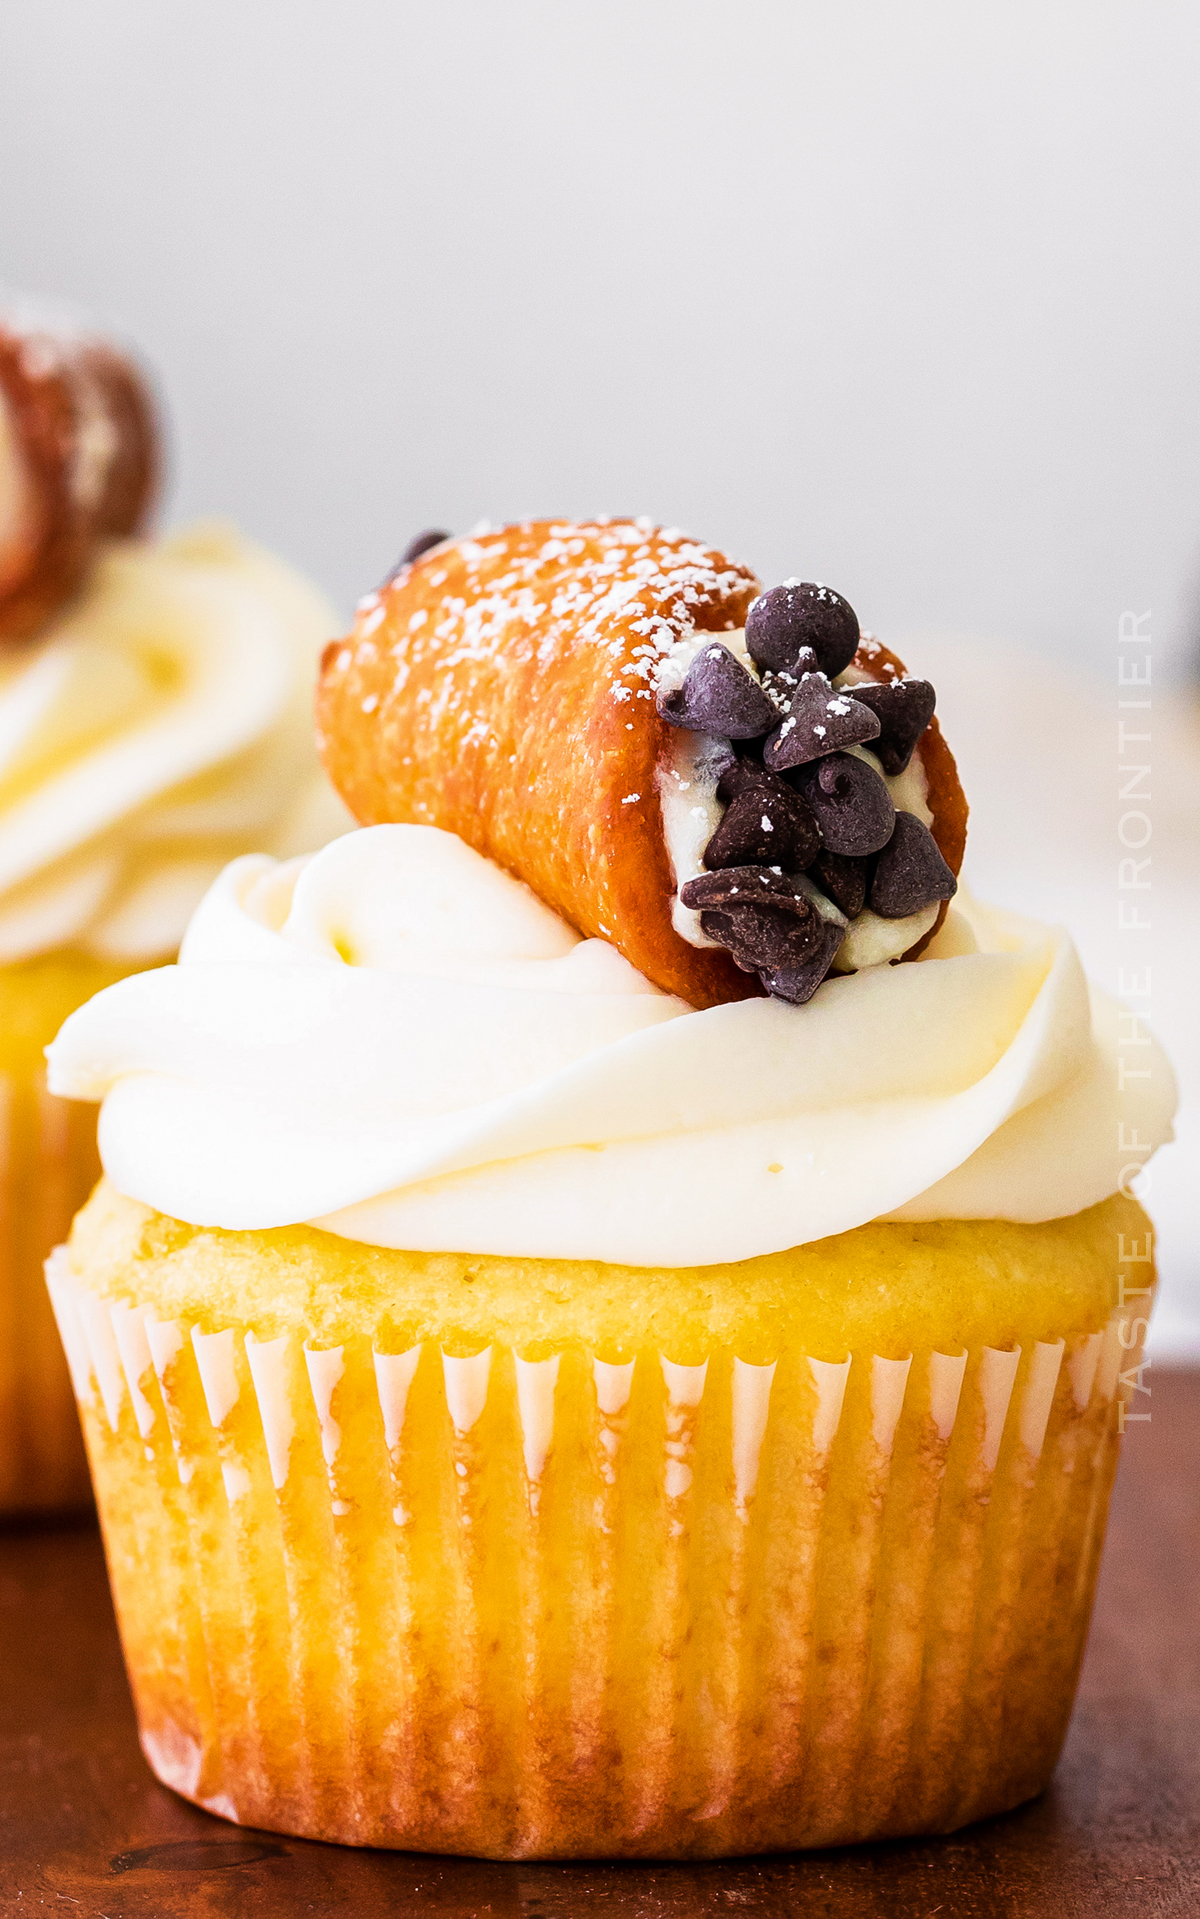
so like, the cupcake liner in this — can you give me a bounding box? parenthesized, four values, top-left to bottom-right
(0, 1068, 101, 1512)
(47, 1254, 1146, 1859)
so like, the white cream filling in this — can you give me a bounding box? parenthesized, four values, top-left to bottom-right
(655, 631, 942, 979)
(655, 729, 729, 947)
(834, 901, 939, 971)
(656, 627, 768, 946)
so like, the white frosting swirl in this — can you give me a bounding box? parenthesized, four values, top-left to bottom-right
(47, 824, 1176, 1267)
(0, 523, 352, 962)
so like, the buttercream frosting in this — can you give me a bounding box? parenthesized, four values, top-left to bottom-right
(47, 823, 1176, 1267)
(0, 522, 352, 963)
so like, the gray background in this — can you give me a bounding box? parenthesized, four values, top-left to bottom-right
(2, 1, 1198, 1346)
(2, 0, 1197, 679)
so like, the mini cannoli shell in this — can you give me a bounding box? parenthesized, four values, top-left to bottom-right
(0, 324, 159, 640)
(316, 522, 967, 1006)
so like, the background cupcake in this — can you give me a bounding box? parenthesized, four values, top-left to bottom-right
(43, 525, 1176, 1855)
(0, 311, 349, 1512)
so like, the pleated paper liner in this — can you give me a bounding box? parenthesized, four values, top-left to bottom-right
(47, 1255, 1145, 1860)
(0, 1070, 105, 1512)
(0, 948, 140, 1513)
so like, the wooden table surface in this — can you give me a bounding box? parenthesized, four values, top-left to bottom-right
(2, 1370, 1197, 1918)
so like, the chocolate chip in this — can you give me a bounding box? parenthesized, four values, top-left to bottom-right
(809, 848, 870, 918)
(681, 866, 816, 913)
(849, 678, 936, 775)
(793, 752, 895, 856)
(397, 528, 451, 569)
(760, 650, 818, 706)
(704, 780, 820, 872)
(715, 754, 772, 803)
(681, 867, 826, 971)
(869, 812, 957, 918)
(745, 582, 861, 680)
(760, 918, 845, 1005)
(657, 642, 779, 739)
(699, 903, 823, 972)
(762, 673, 881, 771)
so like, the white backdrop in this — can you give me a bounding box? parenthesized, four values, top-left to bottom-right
(2, 1, 1197, 678)
(2, 1, 1197, 1342)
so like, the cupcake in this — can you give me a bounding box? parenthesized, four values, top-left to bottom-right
(46, 521, 1174, 1856)
(0, 313, 349, 1512)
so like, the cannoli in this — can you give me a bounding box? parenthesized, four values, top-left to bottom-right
(0, 316, 159, 641)
(316, 520, 967, 1008)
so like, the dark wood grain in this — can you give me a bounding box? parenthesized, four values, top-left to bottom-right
(2, 1372, 1197, 1918)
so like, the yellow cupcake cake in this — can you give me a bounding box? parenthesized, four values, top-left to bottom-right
(45, 522, 1174, 1856)
(0, 314, 348, 1510)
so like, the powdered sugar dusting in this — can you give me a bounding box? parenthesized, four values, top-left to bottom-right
(340, 521, 759, 767)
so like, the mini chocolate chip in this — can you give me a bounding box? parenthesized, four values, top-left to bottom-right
(699, 902, 824, 972)
(681, 866, 816, 913)
(793, 752, 895, 856)
(760, 650, 818, 706)
(682, 869, 826, 973)
(745, 582, 861, 680)
(869, 812, 957, 918)
(704, 781, 820, 872)
(763, 673, 881, 772)
(849, 678, 936, 775)
(398, 528, 451, 568)
(657, 643, 779, 739)
(760, 918, 845, 1005)
(698, 910, 758, 971)
(715, 754, 773, 803)
(809, 848, 870, 918)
